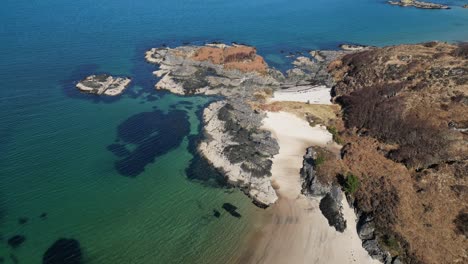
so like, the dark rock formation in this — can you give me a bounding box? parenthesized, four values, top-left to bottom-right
(301, 147, 331, 196)
(362, 239, 393, 264)
(7, 235, 26, 248)
(43, 238, 82, 264)
(319, 187, 347, 232)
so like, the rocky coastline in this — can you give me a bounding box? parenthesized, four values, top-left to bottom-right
(76, 74, 131, 96)
(144, 43, 344, 207)
(388, 0, 450, 9)
(144, 41, 468, 264)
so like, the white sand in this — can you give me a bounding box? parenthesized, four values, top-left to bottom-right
(235, 112, 379, 264)
(270, 85, 332, 104)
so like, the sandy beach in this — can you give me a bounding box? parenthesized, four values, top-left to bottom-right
(270, 85, 333, 104)
(234, 112, 379, 264)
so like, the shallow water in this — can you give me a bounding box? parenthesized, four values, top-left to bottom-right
(0, 0, 466, 263)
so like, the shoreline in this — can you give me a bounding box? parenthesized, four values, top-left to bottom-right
(234, 112, 378, 264)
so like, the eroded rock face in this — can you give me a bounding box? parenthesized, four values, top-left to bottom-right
(301, 147, 332, 196)
(319, 187, 347, 232)
(76, 74, 131, 96)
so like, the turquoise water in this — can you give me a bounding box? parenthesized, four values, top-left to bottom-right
(0, 0, 467, 263)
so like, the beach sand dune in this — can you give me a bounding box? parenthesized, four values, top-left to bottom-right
(234, 112, 379, 264)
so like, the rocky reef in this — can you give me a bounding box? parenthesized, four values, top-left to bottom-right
(199, 100, 279, 206)
(76, 74, 131, 96)
(388, 0, 450, 9)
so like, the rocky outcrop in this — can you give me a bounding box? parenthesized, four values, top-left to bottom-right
(145, 44, 281, 96)
(301, 147, 332, 196)
(76, 74, 131, 96)
(357, 214, 397, 264)
(144, 43, 299, 207)
(301, 147, 347, 232)
(339, 44, 375, 51)
(319, 187, 347, 232)
(199, 101, 279, 207)
(388, 0, 450, 9)
(144, 43, 356, 207)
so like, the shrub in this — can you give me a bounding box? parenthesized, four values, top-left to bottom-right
(327, 126, 344, 144)
(344, 173, 360, 194)
(314, 154, 325, 168)
(452, 42, 468, 59)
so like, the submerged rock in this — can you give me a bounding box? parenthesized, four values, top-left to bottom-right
(76, 74, 131, 96)
(213, 209, 221, 218)
(222, 203, 241, 218)
(7, 235, 26, 248)
(43, 238, 82, 264)
(17, 217, 28, 225)
(40, 212, 48, 219)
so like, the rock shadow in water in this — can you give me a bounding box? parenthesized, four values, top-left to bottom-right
(222, 203, 242, 218)
(109, 109, 190, 177)
(43, 238, 82, 264)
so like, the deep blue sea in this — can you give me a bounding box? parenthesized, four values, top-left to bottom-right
(0, 0, 467, 263)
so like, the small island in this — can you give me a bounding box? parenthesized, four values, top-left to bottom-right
(76, 74, 131, 96)
(388, 0, 450, 9)
(463, 4, 468, 8)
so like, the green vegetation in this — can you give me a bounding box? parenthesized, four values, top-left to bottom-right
(344, 173, 360, 194)
(381, 234, 401, 253)
(327, 126, 344, 145)
(314, 153, 325, 167)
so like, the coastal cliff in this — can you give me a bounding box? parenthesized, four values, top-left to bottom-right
(314, 41, 467, 264)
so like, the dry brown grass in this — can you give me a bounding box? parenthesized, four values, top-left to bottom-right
(328, 42, 468, 264)
(253, 101, 339, 126)
(191, 45, 268, 73)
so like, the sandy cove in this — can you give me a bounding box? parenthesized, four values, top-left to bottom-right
(234, 112, 379, 264)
